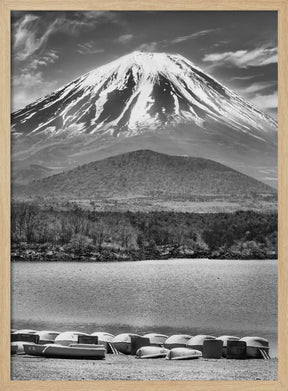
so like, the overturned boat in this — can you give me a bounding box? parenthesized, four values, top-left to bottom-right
(216, 335, 239, 357)
(29, 343, 106, 359)
(36, 330, 60, 344)
(112, 333, 142, 355)
(11, 329, 39, 344)
(240, 336, 270, 359)
(13, 329, 38, 334)
(54, 331, 89, 346)
(186, 335, 216, 352)
(91, 332, 117, 353)
(166, 347, 202, 360)
(135, 346, 169, 359)
(164, 334, 192, 349)
(143, 333, 168, 346)
(11, 341, 35, 355)
(91, 331, 115, 343)
(23, 343, 47, 356)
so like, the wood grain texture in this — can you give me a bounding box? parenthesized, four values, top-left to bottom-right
(0, 1, 287, 390)
(278, 0, 288, 388)
(1, 0, 287, 10)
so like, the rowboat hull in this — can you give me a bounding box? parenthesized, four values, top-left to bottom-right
(166, 348, 202, 360)
(11, 341, 35, 355)
(164, 335, 192, 350)
(136, 346, 169, 359)
(186, 335, 216, 352)
(42, 344, 106, 359)
(240, 337, 270, 359)
(112, 333, 141, 355)
(23, 344, 46, 356)
(143, 334, 168, 347)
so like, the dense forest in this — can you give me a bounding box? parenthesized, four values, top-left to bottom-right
(11, 202, 277, 261)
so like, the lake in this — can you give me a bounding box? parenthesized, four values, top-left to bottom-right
(11, 258, 278, 356)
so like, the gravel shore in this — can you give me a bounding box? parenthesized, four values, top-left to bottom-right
(11, 354, 277, 381)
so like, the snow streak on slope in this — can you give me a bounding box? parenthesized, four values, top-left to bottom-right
(11, 51, 277, 138)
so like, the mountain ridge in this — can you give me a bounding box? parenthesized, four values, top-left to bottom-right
(11, 51, 278, 188)
(12, 51, 277, 138)
(14, 150, 276, 208)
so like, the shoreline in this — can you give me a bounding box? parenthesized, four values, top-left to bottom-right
(11, 355, 278, 381)
(11, 253, 278, 263)
(12, 257, 278, 263)
(11, 259, 277, 264)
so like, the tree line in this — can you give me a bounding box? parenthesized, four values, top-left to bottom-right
(11, 202, 277, 260)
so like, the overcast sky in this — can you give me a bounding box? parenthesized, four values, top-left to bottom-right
(11, 11, 278, 118)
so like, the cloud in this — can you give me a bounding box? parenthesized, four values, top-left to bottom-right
(11, 71, 58, 111)
(233, 80, 277, 114)
(239, 81, 277, 94)
(115, 34, 133, 44)
(13, 14, 61, 60)
(230, 75, 261, 82)
(136, 28, 220, 53)
(76, 42, 104, 55)
(171, 29, 221, 44)
(29, 49, 60, 69)
(249, 91, 278, 110)
(11, 46, 61, 111)
(11, 11, 124, 109)
(212, 40, 230, 48)
(12, 11, 123, 61)
(202, 46, 278, 68)
(76, 11, 122, 24)
(137, 42, 159, 52)
(12, 14, 85, 60)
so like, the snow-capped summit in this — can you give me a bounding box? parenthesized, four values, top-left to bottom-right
(11, 51, 277, 139)
(11, 51, 277, 188)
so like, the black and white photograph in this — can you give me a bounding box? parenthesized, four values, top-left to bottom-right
(10, 10, 278, 381)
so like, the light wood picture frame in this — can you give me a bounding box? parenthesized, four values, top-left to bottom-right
(1, 0, 287, 390)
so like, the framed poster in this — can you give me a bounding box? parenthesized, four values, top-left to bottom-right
(1, 0, 287, 390)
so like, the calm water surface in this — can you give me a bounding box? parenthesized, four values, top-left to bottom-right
(11, 259, 278, 356)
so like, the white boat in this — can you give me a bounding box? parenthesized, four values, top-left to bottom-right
(23, 343, 47, 356)
(91, 331, 115, 343)
(42, 343, 106, 359)
(164, 334, 192, 349)
(11, 341, 35, 355)
(69, 343, 103, 348)
(91, 332, 116, 353)
(143, 333, 168, 346)
(136, 346, 169, 359)
(36, 330, 60, 344)
(112, 333, 141, 355)
(54, 331, 89, 346)
(11, 329, 39, 343)
(240, 336, 270, 359)
(166, 347, 202, 360)
(13, 329, 38, 334)
(186, 335, 216, 351)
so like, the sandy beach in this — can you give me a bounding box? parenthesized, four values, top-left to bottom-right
(11, 354, 278, 381)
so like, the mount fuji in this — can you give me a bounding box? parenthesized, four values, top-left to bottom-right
(11, 51, 277, 187)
